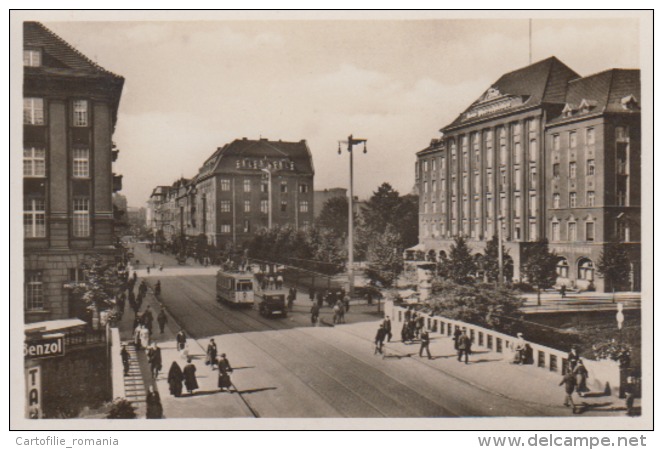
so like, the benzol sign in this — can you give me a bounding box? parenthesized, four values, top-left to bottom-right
(24, 336, 65, 359)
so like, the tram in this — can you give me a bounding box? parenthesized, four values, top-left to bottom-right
(216, 270, 255, 306)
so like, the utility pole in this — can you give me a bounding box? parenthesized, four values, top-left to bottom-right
(338, 135, 367, 298)
(498, 215, 504, 286)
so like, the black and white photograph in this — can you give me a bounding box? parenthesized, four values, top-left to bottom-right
(10, 10, 652, 432)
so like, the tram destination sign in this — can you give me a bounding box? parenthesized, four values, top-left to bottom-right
(24, 336, 65, 360)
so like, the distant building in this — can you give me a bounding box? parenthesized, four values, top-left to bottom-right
(414, 57, 640, 291)
(23, 22, 124, 322)
(148, 138, 315, 248)
(314, 188, 347, 218)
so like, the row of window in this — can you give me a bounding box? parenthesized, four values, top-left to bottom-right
(24, 197, 90, 238)
(24, 98, 89, 126)
(551, 128, 595, 151)
(552, 160, 596, 178)
(218, 220, 310, 235)
(221, 178, 309, 194)
(552, 191, 596, 208)
(422, 166, 539, 195)
(420, 218, 539, 241)
(550, 221, 595, 242)
(218, 199, 310, 213)
(24, 146, 91, 177)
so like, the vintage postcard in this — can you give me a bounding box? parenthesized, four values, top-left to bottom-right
(10, 10, 653, 432)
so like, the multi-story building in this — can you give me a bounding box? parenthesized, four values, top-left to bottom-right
(545, 69, 641, 291)
(415, 57, 640, 292)
(193, 138, 315, 247)
(23, 22, 124, 322)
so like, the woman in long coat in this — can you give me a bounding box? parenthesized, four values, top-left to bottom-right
(146, 386, 163, 419)
(182, 358, 199, 395)
(167, 361, 184, 397)
(205, 339, 218, 368)
(217, 354, 233, 392)
(139, 325, 150, 349)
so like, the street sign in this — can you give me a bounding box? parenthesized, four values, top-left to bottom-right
(25, 365, 41, 419)
(24, 335, 65, 359)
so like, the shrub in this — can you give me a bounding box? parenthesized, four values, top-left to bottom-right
(106, 398, 137, 419)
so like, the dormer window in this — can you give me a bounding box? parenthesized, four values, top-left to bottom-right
(621, 95, 639, 111)
(562, 103, 575, 118)
(578, 99, 597, 114)
(23, 49, 41, 67)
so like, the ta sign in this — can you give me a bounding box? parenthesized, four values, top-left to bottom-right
(26, 366, 41, 419)
(24, 336, 65, 359)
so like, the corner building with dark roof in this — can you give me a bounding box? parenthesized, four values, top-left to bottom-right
(23, 22, 124, 322)
(415, 57, 641, 292)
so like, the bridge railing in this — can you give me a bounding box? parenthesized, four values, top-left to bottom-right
(384, 301, 620, 395)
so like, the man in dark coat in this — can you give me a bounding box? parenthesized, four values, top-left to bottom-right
(143, 306, 154, 335)
(383, 316, 393, 342)
(176, 329, 187, 351)
(149, 343, 162, 379)
(217, 353, 233, 392)
(453, 327, 463, 350)
(120, 345, 130, 376)
(157, 307, 168, 334)
(167, 361, 184, 397)
(146, 386, 163, 419)
(457, 330, 472, 364)
(419, 328, 432, 359)
(374, 324, 388, 355)
(182, 357, 198, 395)
(309, 287, 315, 302)
(206, 339, 218, 368)
(310, 303, 320, 325)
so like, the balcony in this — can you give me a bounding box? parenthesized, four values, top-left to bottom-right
(112, 174, 123, 192)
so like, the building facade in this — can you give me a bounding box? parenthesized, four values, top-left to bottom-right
(415, 57, 640, 292)
(23, 22, 124, 322)
(149, 138, 315, 249)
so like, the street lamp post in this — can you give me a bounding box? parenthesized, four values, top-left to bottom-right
(338, 134, 367, 298)
(261, 168, 273, 229)
(497, 215, 504, 286)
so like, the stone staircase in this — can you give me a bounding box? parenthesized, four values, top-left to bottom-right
(123, 344, 147, 418)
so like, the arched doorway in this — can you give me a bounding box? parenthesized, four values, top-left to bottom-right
(556, 256, 570, 285)
(427, 249, 437, 262)
(577, 257, 595, 291)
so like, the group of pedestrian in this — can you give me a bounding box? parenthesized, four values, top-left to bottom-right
(166, 349, 235, 397)
(400, 307, 424, 344)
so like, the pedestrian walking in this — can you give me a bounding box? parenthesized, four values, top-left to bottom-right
(383, 316, 392, 342)
(128, 291, 137, 313)
(217, 353, 234, 392)
(316, 290, 324, 308)
(149, 343, 162, 378)
(167, 361, 184, 397)
(573, 360, 589, 397)
(143, 305, 154, 335)
(374, 324, 387, 355)
(146, 386, 163, 419)
(157, 307, 168, 334)
(560, 371, 578, 412)
(624, 376, 636, 416)
(310, 303, 320, 324)
(183, 357, 199, 395)
(287, 288, 296, 312)
(205, 339, 218, 368)
(401, 321, 411, 344)
(333, 300, 342, 324)
(309, 287, 315, 302)
(343, 294, 350, 313)
(154, 280, 161, 297)
(133, 324, 143, 350)
(120, 345, 130, 376)
(176, 329, 187, 351)
(133, 271, 137, 283)
(560, 284, 567, 299)
(139, 280, 147, 298)
(457, 330, 472, 364)
(146, 266, 151, 274)
(159, 264, 163, 272)
(419, 328, 432, 359)
(453, 327, 462, 350)
(276, 273, 284, 290)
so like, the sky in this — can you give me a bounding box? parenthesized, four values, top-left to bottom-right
(40, 15, 641, 208)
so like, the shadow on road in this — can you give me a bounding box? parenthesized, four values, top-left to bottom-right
(235, 387, 277, 395)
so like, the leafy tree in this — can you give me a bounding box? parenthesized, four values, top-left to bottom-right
(597, 243, 632, 301)
(482, 235, 513, 283)
(316, 196, 349, 238)
(74, 255, 124, 328)
(361, 182, 401, 234)
(522, 239, 558, 306)
(393, 194, 419, 249)
(444, 235, 477, 285)
(427, 280, 524, 329)
(365, 225, 403, 287)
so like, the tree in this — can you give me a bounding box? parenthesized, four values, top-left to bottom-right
(74, 255, 124, 329)
(522, 239, 558, 306)
(482, 235, 510, 283)
(361, 182, 401, 234)
(316, 196, 349, 238)
(597, 243, 632, 301)
(365, 225, 403, 287)
(443, 235, 477, 285)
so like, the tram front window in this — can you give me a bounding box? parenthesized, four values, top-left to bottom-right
(237, 281, 253, 292)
